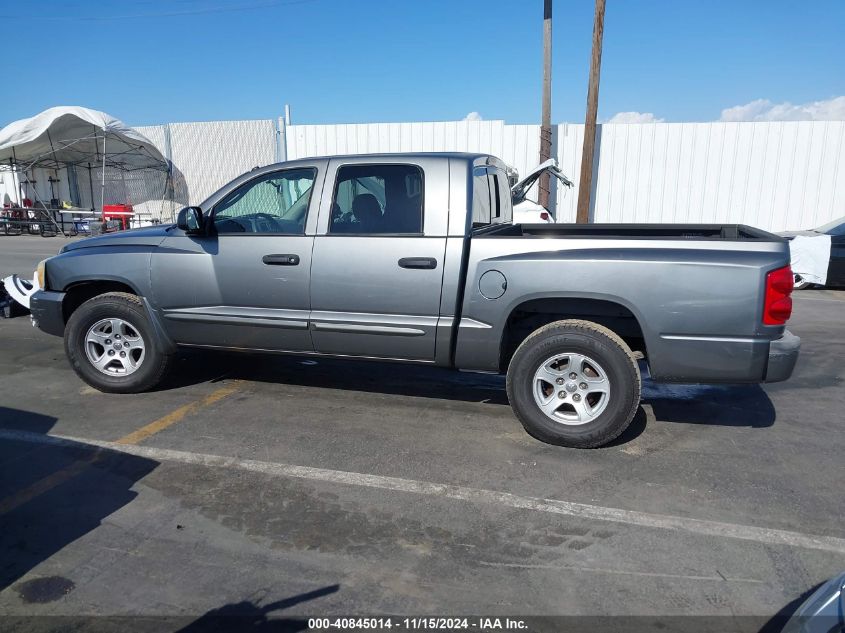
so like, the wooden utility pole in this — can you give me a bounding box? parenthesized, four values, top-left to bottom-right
(576, 0, 606, 223)
(538, 0, 553, 209)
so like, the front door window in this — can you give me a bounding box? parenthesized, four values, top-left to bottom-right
(213, 168, 317, 234)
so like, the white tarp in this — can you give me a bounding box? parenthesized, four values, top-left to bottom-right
(789, 234, 832, 285)
(0, 106, 166, 171)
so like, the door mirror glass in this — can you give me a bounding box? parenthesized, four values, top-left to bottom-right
(177, 206, 203, 233)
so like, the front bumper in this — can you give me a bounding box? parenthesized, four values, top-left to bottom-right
(29, 290, 66, 337)
(764, 330, 800, 383)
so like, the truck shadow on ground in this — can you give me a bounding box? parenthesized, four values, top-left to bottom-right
(641, 382, 776, 428)
(161, 350, 777, 432)
(0, 407, 158, 595)
(162, 349, 512, 405)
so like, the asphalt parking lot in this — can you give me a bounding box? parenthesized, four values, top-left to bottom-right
(1, 234, 844, 630)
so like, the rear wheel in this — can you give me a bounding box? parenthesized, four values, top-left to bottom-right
(506, 319, 641, 448)
(64, 292, 173, 393)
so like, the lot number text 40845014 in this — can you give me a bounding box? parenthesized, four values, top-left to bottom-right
(307, 617, 529, 630)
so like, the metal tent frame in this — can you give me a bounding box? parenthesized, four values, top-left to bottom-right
(0, 108, 173, 237)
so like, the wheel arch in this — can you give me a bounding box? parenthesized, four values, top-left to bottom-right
(499, 296, 647, 372)
(61, 281, 176, 354)
(62, 280, 140, 323)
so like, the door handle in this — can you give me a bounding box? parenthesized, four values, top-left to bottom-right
(263, 254, 300, 266)
(398, 257, 437, 270)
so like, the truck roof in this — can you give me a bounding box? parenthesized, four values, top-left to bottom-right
(264, 152, 508, 170)
(199, 152, 510, 209)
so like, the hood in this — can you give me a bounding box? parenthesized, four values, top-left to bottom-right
(60, 225, 172, 253)
(511, 159, 574, 205)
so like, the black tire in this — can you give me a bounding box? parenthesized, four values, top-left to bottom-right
(64, 292, 173, 393)
(506, 319, 641, 448)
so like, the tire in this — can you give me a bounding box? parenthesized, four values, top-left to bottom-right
(64, 292, 173, 393)
(506, 319, 641, 448)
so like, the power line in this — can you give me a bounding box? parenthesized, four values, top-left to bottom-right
(0, 0, 315, 22)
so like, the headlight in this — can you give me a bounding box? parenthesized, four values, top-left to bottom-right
(36, 259, 47, 289)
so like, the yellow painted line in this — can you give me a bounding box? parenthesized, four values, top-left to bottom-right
(0, 382, 241, 516)
(0, 453, 100, 516)
(115, 382, 242, 446)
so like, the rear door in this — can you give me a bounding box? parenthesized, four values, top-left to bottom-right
(309, 158, 449, 361)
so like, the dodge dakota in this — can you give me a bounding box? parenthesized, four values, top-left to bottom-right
(29, 153, 800, 447)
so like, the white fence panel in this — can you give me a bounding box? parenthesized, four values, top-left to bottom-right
(591, 121, 845, 230)
(168, 119, 277, 204)
(287, 119, 845, 232)
(4, 115, 843, 231)
(286, 119, 507, 160)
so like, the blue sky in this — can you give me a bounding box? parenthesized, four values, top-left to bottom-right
(1, 0, 843, 126)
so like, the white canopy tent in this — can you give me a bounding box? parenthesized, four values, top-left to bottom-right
(0, 106, 173, 234)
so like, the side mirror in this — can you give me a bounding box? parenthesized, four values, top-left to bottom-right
(176, 206, 203, 234)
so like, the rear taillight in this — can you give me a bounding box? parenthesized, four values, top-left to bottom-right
(540, 212, 549, 221)
(763, 266, 794, 325)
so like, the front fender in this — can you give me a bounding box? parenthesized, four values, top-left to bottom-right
(43, 248, 176, 354)
(47, 246, 154, 296)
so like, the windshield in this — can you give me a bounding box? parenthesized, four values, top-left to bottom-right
(813, 216, 845, 235)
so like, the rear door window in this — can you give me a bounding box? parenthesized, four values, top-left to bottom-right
(330, 164, 423, 234)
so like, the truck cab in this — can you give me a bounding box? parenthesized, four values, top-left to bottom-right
(149, 153, 511, 363)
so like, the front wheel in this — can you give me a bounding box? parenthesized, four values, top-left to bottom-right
(506, 320, 641, 448)
(64, 292, 173, 393)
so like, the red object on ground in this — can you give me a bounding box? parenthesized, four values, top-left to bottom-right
(103, 204, 134, 230)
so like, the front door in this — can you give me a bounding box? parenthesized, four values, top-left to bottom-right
(309, 161, 447, 361)
(152, 166, 320, 351)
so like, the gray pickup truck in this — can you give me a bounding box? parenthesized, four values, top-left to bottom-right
(29, 152, 800, 447)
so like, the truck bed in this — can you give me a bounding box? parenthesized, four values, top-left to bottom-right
(478, 223, 784, 241)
